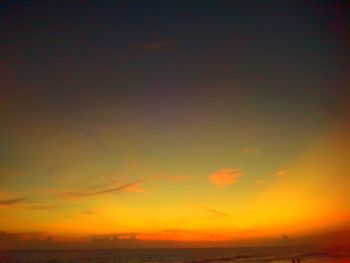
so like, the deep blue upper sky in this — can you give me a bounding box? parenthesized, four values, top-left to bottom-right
(1, 0, 349, 168)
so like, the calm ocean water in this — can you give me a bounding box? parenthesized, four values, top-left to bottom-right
(0, 247, 349, 263)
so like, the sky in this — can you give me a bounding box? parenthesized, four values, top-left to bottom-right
(1, 0, 350, 249)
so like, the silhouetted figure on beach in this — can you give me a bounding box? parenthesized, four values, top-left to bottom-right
(292, 258, 296, 263)
(297, 258, 300, 263)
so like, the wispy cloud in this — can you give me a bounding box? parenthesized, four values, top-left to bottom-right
(275, 170, 287, 177)
(0, 196, 60, 212)
(243, 148, 259, 154)
(131, 38, 177, 53)
(200, 206, 230, 216)
(27, 204, 60, 212)
(124, 183, 149, 193)
(104, 175, 151, 193)
(209, 168, 242, 186)
(0, 197, 26, 206)
(63, 177, 151, 198)
(82, 210, 95, 215)
(126, 38, 178, 61)
(104, 176, 119, 184)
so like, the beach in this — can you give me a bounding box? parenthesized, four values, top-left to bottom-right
(1, 246, 349, 263)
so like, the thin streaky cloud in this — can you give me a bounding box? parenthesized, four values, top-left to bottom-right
(27, 204, 60, 212)
(64, 181, 139, 197)
(64, 177, 153, 198)
(82, 210, 95, 215)
(0, 197, 59, 212)
(104, 175, 149, 193)
(0, 197, 27, 206)
(200, 206, 230, 216)
(131, 38, 177, 53)
(125, 183, 149, 193)
(243, 148, 259, 154)
(163, 229, 197, 233)
(125, 38, 178, 61)
(104, 175, 119, 184)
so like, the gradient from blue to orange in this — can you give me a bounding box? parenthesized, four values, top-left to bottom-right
(1, 1, 349, 247)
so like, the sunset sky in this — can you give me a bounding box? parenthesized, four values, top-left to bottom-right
(1, 1, 350, 248)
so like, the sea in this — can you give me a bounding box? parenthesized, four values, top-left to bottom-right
(0, 246, 349, 263)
